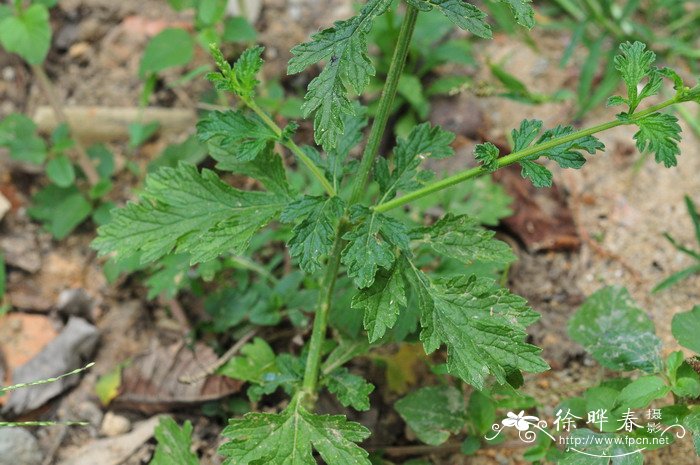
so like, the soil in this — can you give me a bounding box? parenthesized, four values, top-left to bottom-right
(1, 1, 699, 464)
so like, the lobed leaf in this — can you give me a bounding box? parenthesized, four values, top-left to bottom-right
(395, 386, 466, 445)
(351, 265, 406, 342)
(92, 163, 285, 265)
(219, 398, 371, 465)
(197, 110, 279, 162)
(208, 45, 264, 99)
(632, 112, 682, 168)
(149, 417, 199, 465)
(474, 142, 499, 172)
(287, 0, 392, 150)
(323, 368, 374, 411)
(280, 196, 345, 274)
(405, 0, 491, 38)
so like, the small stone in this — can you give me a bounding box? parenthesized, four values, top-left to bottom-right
(0, 193, 9, 221)
(56, 288, 94, 320)
(68, 42, 91, 60)
(101, 412, 132, 437)
(0, 428, 43, 465)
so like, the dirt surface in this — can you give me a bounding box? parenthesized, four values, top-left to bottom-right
(1, 1, 699, 464)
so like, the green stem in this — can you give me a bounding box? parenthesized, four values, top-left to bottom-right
(374, 97, 680, 213)
(245, 99, 336, 196)
(348, 5, 419, 204)
(300, 232, 345, 407)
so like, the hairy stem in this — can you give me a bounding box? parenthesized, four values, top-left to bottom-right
(300, 231, 345, 407)
(348, 5, 419, 204)
(373, 96, 681, 213)
(245, 98, 336, 196)
(32, 65, 100, 186)
(299, 6, 421, 409)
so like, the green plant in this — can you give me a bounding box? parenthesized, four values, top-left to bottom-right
(653, 195, 700, 293)
(92, 1, 700, 463)
(518, 287, 700, 463)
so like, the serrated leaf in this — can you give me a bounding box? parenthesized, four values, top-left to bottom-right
(150, 417, 199, 465)
(92, 163, 284, 265)
(280, 196, 345, 274)
(405, 0, 491, 38)
(536, 125, 604, 169)
(377, 122, 455, 200)
(511, 119, 543, 151)
(197, 110, 279, 162)
(323, 367, 374, 411)
(0, 4, 51, 64)
(612, 41, 657, 113)
(219, 398, 371, 465)
(341, 205, 410, 288)
(139, 28, 194, 78)
(287, 0, 392, 150)
(395, 386, 466, 445)
(519, 160, 552, 187)
(404, 267, 548, 390)
(568, 286, 663, 373)
(633, 112, 682, 168)
(327, 104, 368, 189)
(672, 306, 700, 353)
(208, 45, 264, 98)
(351, 264, 406, 342)
(474, 142, 499, 172)
(210, 142, 290, 196)
(413, 214, 515, 265)
(497, 0, 535, 29)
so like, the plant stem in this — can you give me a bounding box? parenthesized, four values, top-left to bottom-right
(299, 5, 421, 409)
(32, 65, 100, 186)
(374, 96, 681, 213)
(245, 98, 336, 196)
(300, 232, 345, 407)
(348, 5, 419, 204)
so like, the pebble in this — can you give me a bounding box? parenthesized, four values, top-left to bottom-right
(0, 428, 43, 465)
(100, 412, 132, 437)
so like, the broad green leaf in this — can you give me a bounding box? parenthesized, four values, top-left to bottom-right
(208, 45, 264, 99)
(615, 376, 670, 409)
(128, 121, 160, 148)
(150, 417, 199, 465)
(287, 0, 392, 150)
(219, 338, 277, 384)
(672, 306, 700, 353)
(341, 205, 410, 288)
(0, 4, 51, 64)
(633, 112, 682, 168)
(395, 386, 466, 445)
(376, 122, 454, 200)
(474, 142, 499, 172)
(196, 0, 226, 26)
(28, 185, 92, 239)
(139, 28, 194, 78)
(351, 264, 406, 342)
(323, 367, 374, 411)
(568, 286, 663, 373)
(219, 398, 371, 465)
(197, 110, 278, 162)
(405, 268, 548, 389)
(46, 155, 76, 187)
(0, 113, 47, 164)
(280, 196, 345, 274)
(405, 0, 491, 38)
(413, 214, 515, 265)
(92, 163, 284, 265)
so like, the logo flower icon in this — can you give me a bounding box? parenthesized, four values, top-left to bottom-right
(502, 411, 539, 431)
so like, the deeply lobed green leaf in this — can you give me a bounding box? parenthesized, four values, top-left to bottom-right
(92, 163, 285, 265)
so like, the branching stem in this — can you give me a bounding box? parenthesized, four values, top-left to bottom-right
(373, 96, 682, 213)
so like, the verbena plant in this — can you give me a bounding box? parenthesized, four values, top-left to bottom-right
(92, 1, 700, 463)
